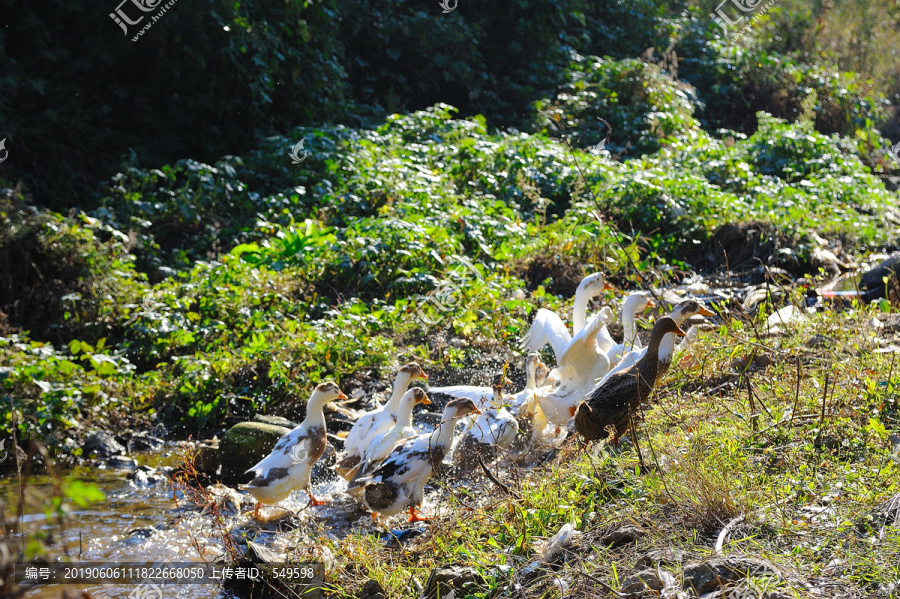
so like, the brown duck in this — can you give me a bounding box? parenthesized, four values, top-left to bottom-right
(574, 316, 686, 442)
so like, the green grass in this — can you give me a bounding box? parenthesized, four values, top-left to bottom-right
(317, 302, 900, 598)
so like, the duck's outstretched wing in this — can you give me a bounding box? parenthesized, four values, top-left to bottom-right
(521, 308, 572, 363)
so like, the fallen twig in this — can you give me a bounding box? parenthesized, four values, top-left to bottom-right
(714, 514, 746, 555)
(476, 453, 520, 499)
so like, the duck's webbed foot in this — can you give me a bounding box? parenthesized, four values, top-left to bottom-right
(407, 506, 430, 523)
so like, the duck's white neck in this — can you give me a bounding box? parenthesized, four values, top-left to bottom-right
(658, 310, 689, 363)
(622, 298, 644, 349)
(385, 373, 412, 412)
(302, 395, 328, 429)
(430, 410, 462, 448)
(525, 363, 537, 391)
(572, 287, 592, 333)
(394, 396, 417, 430)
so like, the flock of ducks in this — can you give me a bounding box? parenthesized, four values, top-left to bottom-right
(242, 273, 714, 522)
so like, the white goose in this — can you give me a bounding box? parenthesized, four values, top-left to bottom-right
(335, 363, 427, 479)
(520, 272, 612, 363)
(345, 388, 431, 498)
(242, 382, 346, 514)
(596, 299, 714, 387)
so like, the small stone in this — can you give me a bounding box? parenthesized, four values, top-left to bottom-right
(805, 334, 834, 349)
(126, 432, 164, 452)
(422, 566, 486, 599)
(106, 456, 138, 470)
(357, 580, 385, 599)
(635, 548, 687, 568)
(683, 557, 782, 594)
(82, 430, 125, 457)
(245, 540, 286, 564)
(595, 522, 645, 547)
(619, 568, 664, 595)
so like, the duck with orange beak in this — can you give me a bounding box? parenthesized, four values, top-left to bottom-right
(360, 398, 481, 522)
(597, 299, 715, 386)
(345, 388, 432, 497)
(242, 381, 347, 514)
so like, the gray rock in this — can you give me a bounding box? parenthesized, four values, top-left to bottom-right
(121, 528, 155, 545)
(636, 548, 687, 568)
(683, 557, 782, 595)
(245, 540, 285, 564)
(860, 252, 900, 299)
(128, 469, 157, 486)
(106, 456, 138, 470)
(126, 432, 164, 452)
(82, 430, 125, 457)
(805, 334, 834, 349)
(422, 566, 486, 599)
(596, 522, 645, 547)
(193, 442, 220, 476)
(253, 414, 298, 429)
(357, 579, 385, 599)
(216, 422, 291, 485)
(619, 568, 665, 596)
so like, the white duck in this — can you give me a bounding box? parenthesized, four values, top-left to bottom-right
(335, 362, 427, 479)
(602, 292, 656, 367)
(534, 308, 616, 426)
(360, 398, 481, 522)
(345, 387, 431, 498)
(242, 382, 347, 514)
(453, 374, 519, 468)
(596, 300, 714, 387)
(520, 272, 612, 363)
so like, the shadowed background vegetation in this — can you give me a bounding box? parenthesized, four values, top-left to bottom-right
(1, 0, 900, 455)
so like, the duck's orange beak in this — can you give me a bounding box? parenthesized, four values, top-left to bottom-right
(699, 306, 715, 317)
(603, 281, 614, 291)
(646, 299, 657, 309)
(338, 391, 348, 400)
(674, 325, 687, 337)
(420, 371, 429, 380)
(421, 395, 432, 405)
(473, 407, 483, 415)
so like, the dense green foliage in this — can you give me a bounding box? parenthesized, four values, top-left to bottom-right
(2, 0, 900, 455)
(3, 0, 899, 206)
(3, 100, 899, 453)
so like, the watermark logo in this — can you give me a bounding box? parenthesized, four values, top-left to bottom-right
(289, 138, 309, 164)
(413, 257, 484, 326)
(289, 443, 309, 464)
(591, 137, 610, 155)
(0, 139, 8, 163)
(438, 0, 458, 13)
(0, 438, 8, 463)
(127, 581, 163, 599)
(711, 0, 777, 35)
(890, 141, 900, 165)
(110, 0, 180, 41)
